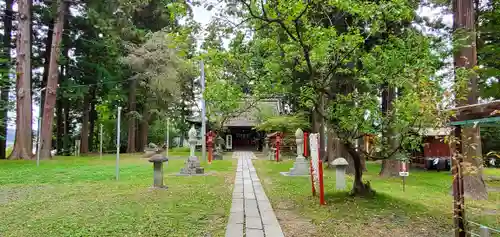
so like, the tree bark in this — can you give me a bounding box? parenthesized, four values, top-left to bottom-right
(139, 112, 150, 150)
(80, 95, 90, 154)
(39, 18, 54, 128)
(126, 79, 137, 153)
(453, 0, 487, 199)
(0, 0, 13, 159)
(9, 0, 32, 160)
(312, 94, 325, 162)
(344, 141, 375, 196)
(39, 0, 66, 159)
(56, 94, 63, 154)
(379, 85, 400, 177)
(89, 98, 96, 151)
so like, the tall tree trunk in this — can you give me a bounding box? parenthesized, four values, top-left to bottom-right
(56, 30, 69, 155)
(39, 19, 54, 129)
(379, 85, 400, 177)
(80, 95, 90, 154)
(89, 98, 96, 152)
(56, 95, 63, 154)
(9, 0, 32, 160)
(126, 79, 137, 153)
(39, 0, 66, 159)
(453, 0, 487, 200)
(139, 112, 150, 150)
(313, 94, 325, 162)
(135, 121, 141, 152)
(0, 0, 13, 159)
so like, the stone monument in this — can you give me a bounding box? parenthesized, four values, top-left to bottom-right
(330, 157, 349, 190)
(213, 136, 224, 160)
(148, 154, 168, 188)
(179, 126, 204, 175)
(281, 128, 309, 176)
(263, 136, 270, 154)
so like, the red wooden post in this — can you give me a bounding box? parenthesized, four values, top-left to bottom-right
(319, 160, 326, 205)
(304, 132, 309, 157)
(310, 158, 316, 196)
(207, 131, 214, 164)
(276, 133, 281, 162)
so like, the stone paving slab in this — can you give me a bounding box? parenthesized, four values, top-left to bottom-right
(225, 151, 284, 237)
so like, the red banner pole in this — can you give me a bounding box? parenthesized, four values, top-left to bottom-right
(207, 131, 213, 164)
(304, 132, 308, 157)
(319, 160, 326, 205)
(310, 159, 316, 196)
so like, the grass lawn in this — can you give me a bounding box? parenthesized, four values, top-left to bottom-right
(253, 155, 500, 237)
(0, 152, 235, 237)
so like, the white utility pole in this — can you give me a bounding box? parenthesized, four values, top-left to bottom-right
(200, 60, 207, 162)
(116, 107, 122, 180)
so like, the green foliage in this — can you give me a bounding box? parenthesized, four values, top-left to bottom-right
(255, 114, 310, 134)
(478, 0, 500, 99)
(122, 31, 195, 98)
(148, 119, 179, 145)
(215, 0, 446, 161)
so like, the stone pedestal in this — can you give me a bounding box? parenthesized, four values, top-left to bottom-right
(148, 154, 169, 188)
(286, 157, 309, 175)
(180, 156, 205, 174)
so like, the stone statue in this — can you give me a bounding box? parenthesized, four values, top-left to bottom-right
(213, 136, 224, 160)
(295, 128, 304, 158)
(281, 128, 309, 176)
(180, 126, 204, 174)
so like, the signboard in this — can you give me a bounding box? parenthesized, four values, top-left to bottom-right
(399, 162, 409, 177)
(309, 133, 320, 190)
(226, 135, 232, 150)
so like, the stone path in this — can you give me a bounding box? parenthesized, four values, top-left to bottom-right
(225, 151, 284, 237)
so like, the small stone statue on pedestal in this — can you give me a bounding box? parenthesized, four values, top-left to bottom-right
(180, 126, 204, 175)
(263, 136, 270, 154)
(213, 136, 224, 160)
(281, 128, 309, 176)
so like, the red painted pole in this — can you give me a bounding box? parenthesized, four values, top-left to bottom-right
(319, 160, 326, 205)
(276, 133, 281, 162)
(207, 131, 213, 164)
(310, 158, 316, 196)
(304, 132, 308, 157)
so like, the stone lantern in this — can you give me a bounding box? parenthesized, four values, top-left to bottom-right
(148, 154, 168, 188)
